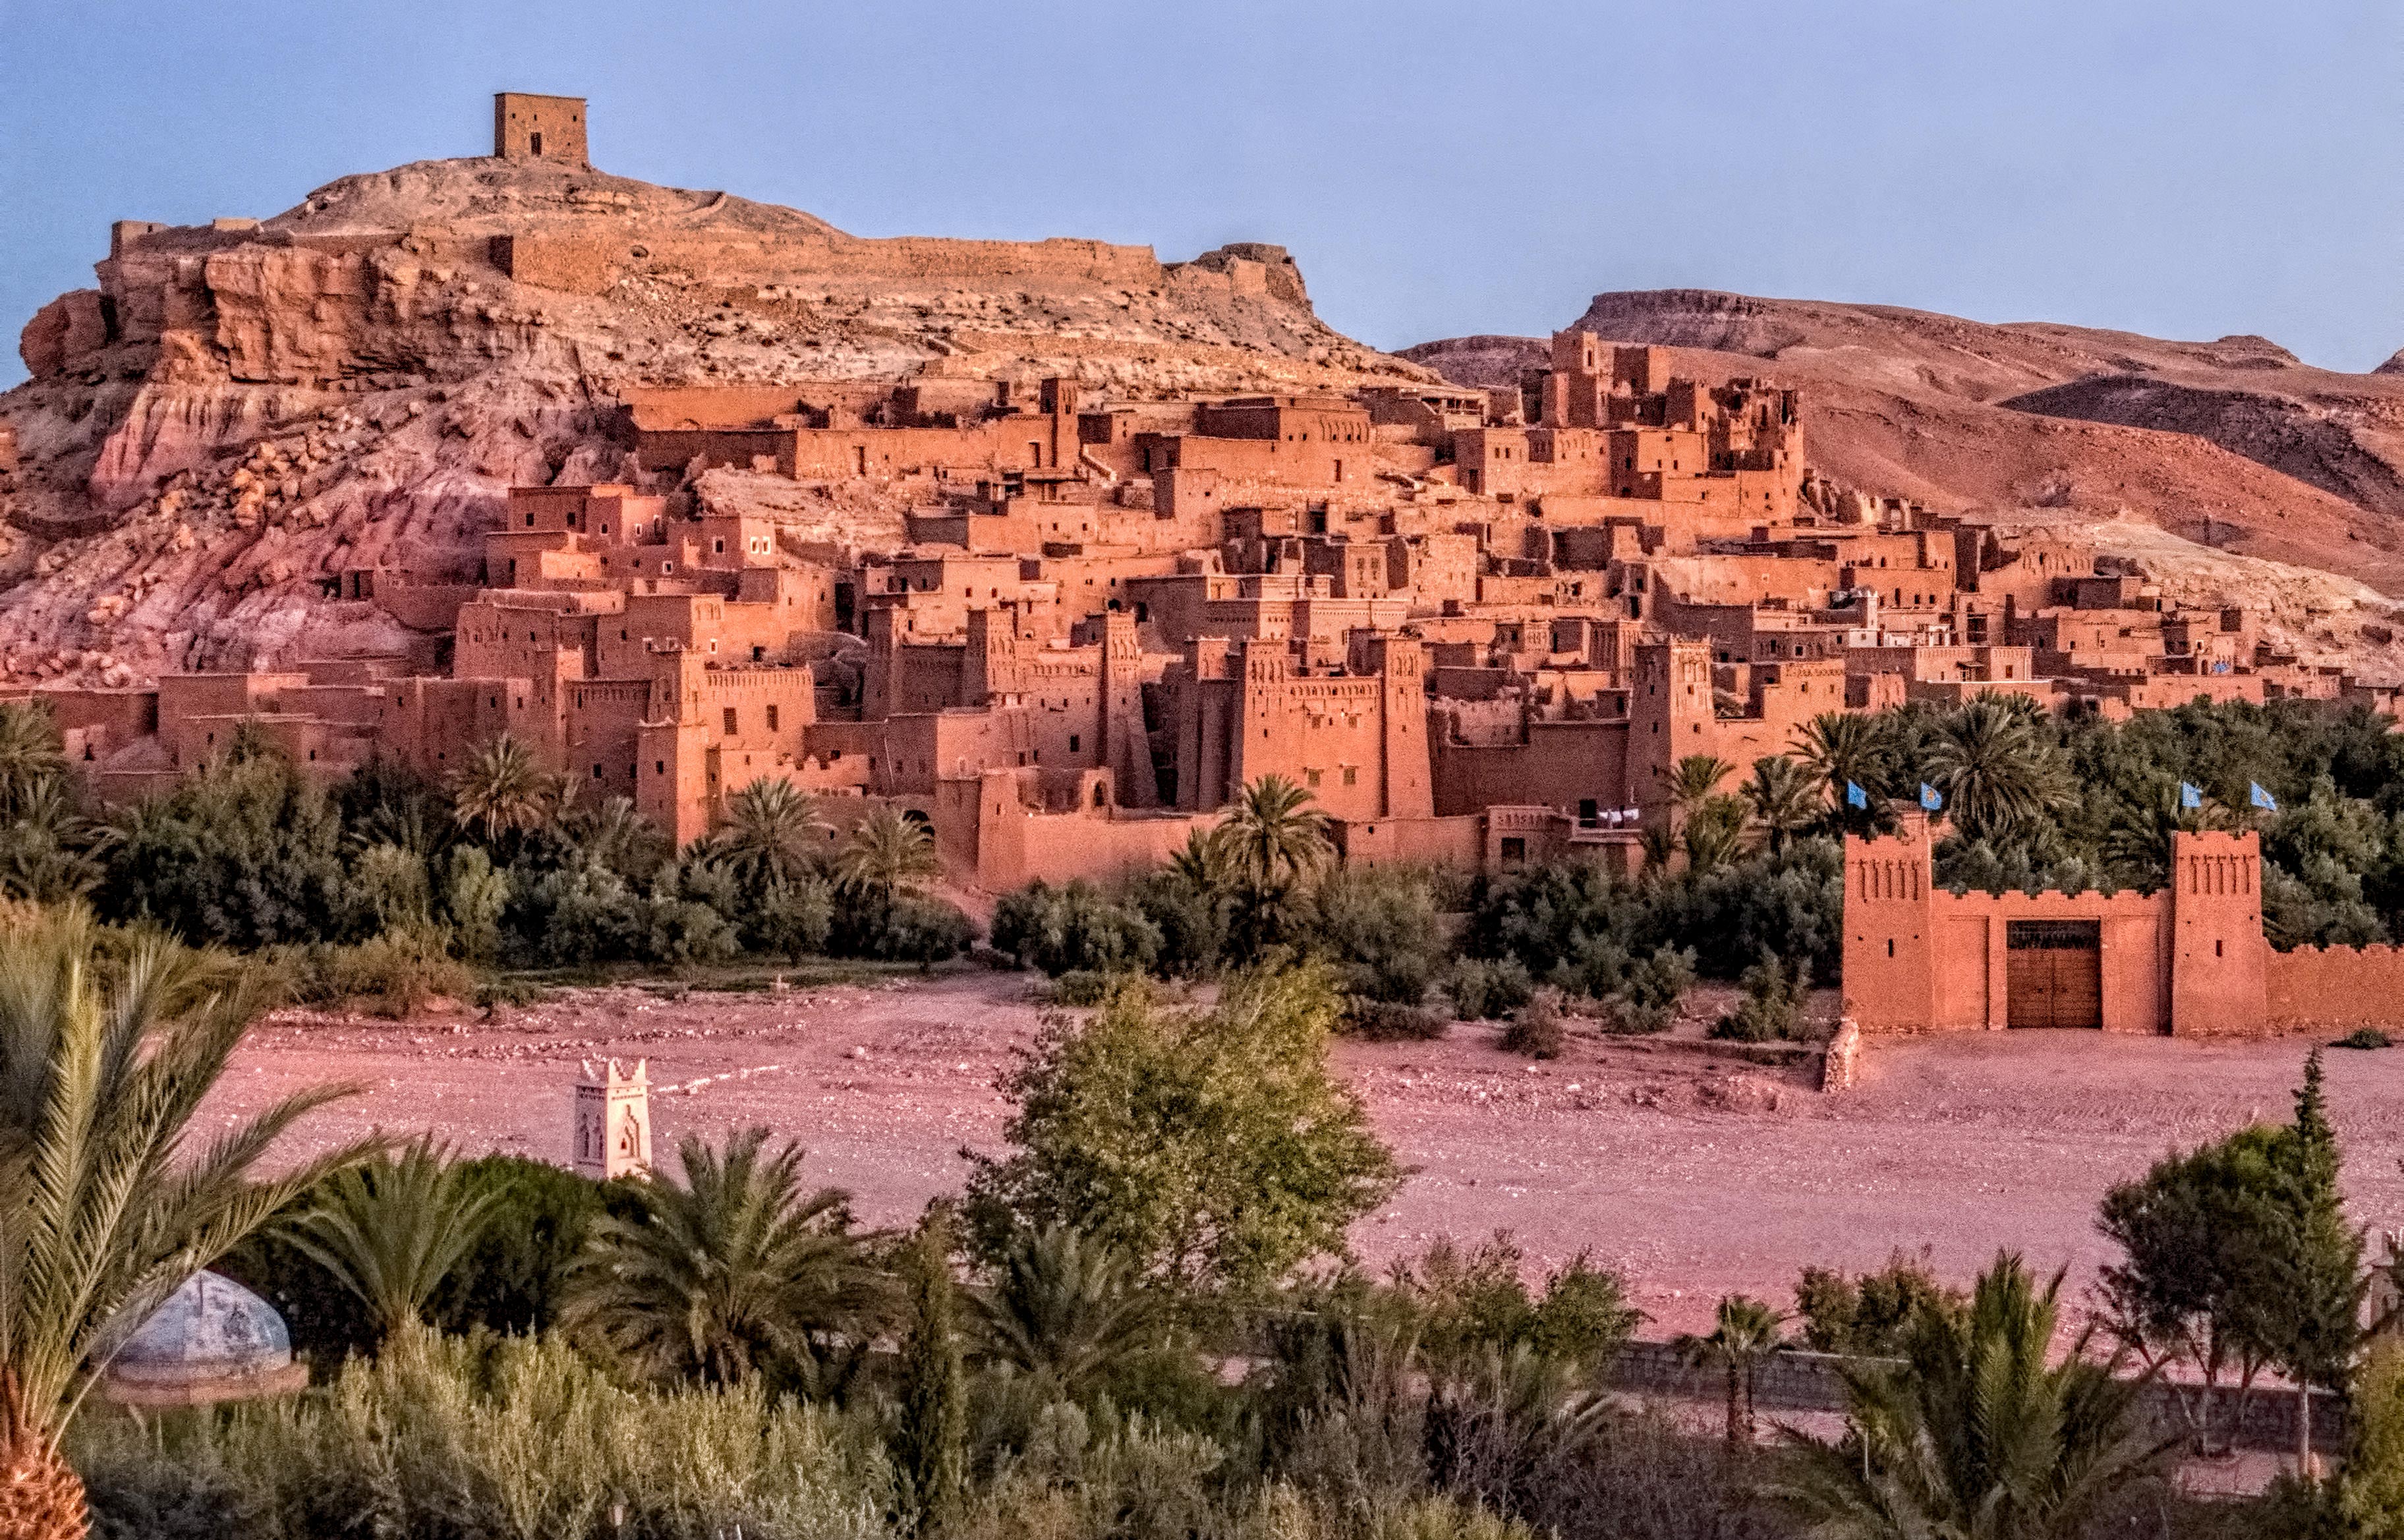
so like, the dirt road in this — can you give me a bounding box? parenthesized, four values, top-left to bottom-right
(202, 970, 2404, 1337)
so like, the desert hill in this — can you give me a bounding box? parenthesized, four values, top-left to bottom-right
(0, 154, 1426, 682)
(1406, 291, 2404, 597)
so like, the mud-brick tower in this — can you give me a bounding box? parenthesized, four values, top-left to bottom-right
(2169, 830, 2267, 1035)
(1839, 811, 1938, 1031)
(494, 93, 589, 166)
(572, 1058, 650, 1179)
(1099, 610, 1156, 807)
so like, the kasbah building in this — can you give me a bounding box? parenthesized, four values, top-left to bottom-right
(18, 94, 2404, 1040)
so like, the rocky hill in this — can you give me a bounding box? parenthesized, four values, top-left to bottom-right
(0, 156, 1426, 683)
(1408, 291, 2404, 600)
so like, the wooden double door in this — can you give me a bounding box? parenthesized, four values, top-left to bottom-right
(2005, 920, 2102, 1029)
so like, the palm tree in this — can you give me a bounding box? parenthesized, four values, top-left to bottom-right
(1166, 825, 1236, 894)
(0, 780, 98, 904)
(1773, 1253, 2173, 1540)
(1792, 711, 1891, 828)
(1659, 754, 1736, 830)
(1926, 695, 2074, 843)
(568, 794, 670, 881)
(1680, 795, 1750, 875)
(0, 700, 67, 820)
(716, 777, 830, 891)
(0, 907, 369, 1537)
(447, 733, 562, 845)
(835, 805, 940, 903)
(1676, 1294, 1788, 1450)
(564, 1127, 876, 1390)
(975, 1224, 1162, 1396)
(283, 1139, 503, 1344)
(1744, 755, 1823, 854)
(1218, 774, 1332, 894)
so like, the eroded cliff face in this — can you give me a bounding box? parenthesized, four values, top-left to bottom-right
(0, 156, 1425, 684)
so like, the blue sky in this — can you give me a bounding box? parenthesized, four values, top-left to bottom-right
(3, 0, 2395, 387)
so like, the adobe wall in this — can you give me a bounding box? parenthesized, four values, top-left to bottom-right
(1332, 813, 1485, 869)
(2268, 946, 2404, 1031)
(1844, 825, 2281, 1037)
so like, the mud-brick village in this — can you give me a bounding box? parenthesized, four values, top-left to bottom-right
(6, 18, 2404, 1539)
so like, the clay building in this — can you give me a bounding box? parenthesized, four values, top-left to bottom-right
(493, 93, 588, 166)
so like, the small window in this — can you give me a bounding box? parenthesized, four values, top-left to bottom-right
(1887, 938, 1896, 958)
(1343, 766, 1358, 785)
(766, 705, 780, 731)
(1069, 734, 1080, 753)
(723, 708, 737, 733)
(655, 760, 666, 775)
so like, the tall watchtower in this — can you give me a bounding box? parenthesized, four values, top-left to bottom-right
(494, 93, 589, 166)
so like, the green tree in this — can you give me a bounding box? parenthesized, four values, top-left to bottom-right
(2096, 1123, 2295, 1455)
(565, 1127, 875, 1391)
(447, 733, 563, 845)
(1775, 1253, 2173, 1540)
(1925, 695, 2073, 843)
(1680, 793, 1749, 874)
(1793, 710, 1891, 828)
(896, 1209, 967, 1533)
(717, 776, 830, 890)
(2343, 1337, 2404, 1536)
(283, 1139, 503, 1345)
(1744, 753, 1823, 854)
(2270, 1048, 2363, 1475)
(1795, 1249, 1966, 1359)
(965, 965, 1401, 1292)
(1675, 1294, 1788, 1450)
(835, 805, 941, 903)
(974, 1223, 1162, 1397)
(0, 907, 368, 1539)
(1660, 754, 1736, 828)
(1218, 774, 1334, 895)
(437, 845, 511, 961)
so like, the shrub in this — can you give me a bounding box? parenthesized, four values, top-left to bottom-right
(748, 872, 837, 958)
(836, 892, 976, 964)
(1604, 946, 1693, 1036)
(428, 1155, 611, 1337)
(1711, 954, 1809, 1042)
(2336, 1027, 2394, 1050)
(1311, 866, 1444, 1004)
(992, 879, 1163, 977)
(1445, 957, 1532, 1021)
(72, 1326, 896, 1540)
(1047, 969, 1136, 1008)
(438, 845, 509, 961)
(269, 927, 478, 1016)
(1343, 997, 1450, 1042)
(1500, 989, 1566, 1058)
(1130, 868, 1233, 979)
(1794, 1249, 1966, 1358)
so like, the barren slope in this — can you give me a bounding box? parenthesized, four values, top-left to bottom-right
(0, 156, 1427, 683)
(1406, 291, 2404, 598)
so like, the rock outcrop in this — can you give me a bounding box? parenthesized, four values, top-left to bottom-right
(0, 156, 1427, 683)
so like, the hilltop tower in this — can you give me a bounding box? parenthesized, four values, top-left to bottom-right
(494, 93, 589, 166)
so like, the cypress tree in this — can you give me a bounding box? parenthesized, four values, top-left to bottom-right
(896, 1207, 967, 1533)
(2278, 1049, 2363, 1475)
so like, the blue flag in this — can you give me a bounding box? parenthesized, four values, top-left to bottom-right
(2250, 782, 2278, 813)
(2179, 782, 2202, 810)
(1846, 781, 1868, 810)
(1920, 782, 1943, 811)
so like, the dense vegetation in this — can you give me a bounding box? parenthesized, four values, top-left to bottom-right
(0, 711, 975, 1008)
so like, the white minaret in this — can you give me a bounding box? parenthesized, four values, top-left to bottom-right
(572, 1058, 651, 1180)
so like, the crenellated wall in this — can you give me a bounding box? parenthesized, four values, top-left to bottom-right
(2268, 945, 2404, 1032)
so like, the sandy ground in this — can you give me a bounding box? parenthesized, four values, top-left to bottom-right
(201, 969, 2404, 1340)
